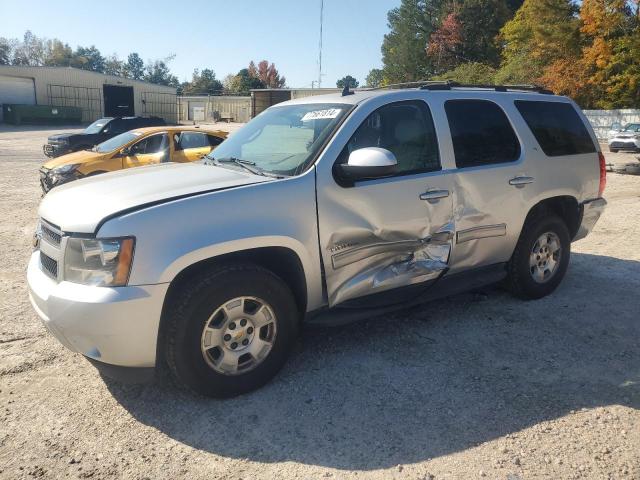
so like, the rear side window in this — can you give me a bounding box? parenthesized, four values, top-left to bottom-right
(445, 100, 520, 168)
(176, 132, 208, 149)
(514, 101, 596, 156)
(207, 134, 224, 147)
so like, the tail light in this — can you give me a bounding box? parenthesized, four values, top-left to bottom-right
(598, 152, 606, 197)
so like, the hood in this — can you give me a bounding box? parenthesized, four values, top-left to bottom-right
(48, 133, 78, 142)
(42, 149, 104, 170)
(39, 162, 269, 233)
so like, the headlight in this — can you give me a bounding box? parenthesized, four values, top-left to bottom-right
(52, 163, 80, 175)
(64, 237, 135, 286)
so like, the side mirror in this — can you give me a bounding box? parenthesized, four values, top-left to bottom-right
(338, 147, 397, 183)
(120, 147, 131, 156)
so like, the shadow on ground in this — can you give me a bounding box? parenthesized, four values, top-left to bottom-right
(106, 253, 640, 470)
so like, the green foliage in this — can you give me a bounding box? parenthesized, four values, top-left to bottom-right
(457, 0, 511, 66)
(0, 38, 11, 65)
(73, 46, 105, 72)
(381, 0, 445, 83)
(126, 53, 145, 80)
(144, 58, 179, 87)
(336, 75, 359, 88)
(434, 62, 497, 83)
(365, 68, 384, 87)
(181, 68, 224, 94)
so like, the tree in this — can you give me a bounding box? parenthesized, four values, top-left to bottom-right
(12, 31, 45, 66)
(434, 62, 496, 83)
(457, 0, 512, 66)
(144, 58, 179, 87)
(223, 73, 241, 93)
(365, 68, 384, 87)
(234, 68, 265, 94)
(103, 54, 125, 77)
(426, 12, 464, 74)
(73, 45, 105, 72)
(336, 75, 359, 88)
(0, 38, 13, 65)
(247, 60, 286, 88)
(381, 0, 445, 83)
(126, 53, 145, 80)
(182, 68, 224, 94)
(44, 39, 74, 67)
(496, 0, 580, 84)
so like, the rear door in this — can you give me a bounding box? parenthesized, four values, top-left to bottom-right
(439, 98, 536, 273)
(316, 99, 455, 306)
(121, 133, 170, 168)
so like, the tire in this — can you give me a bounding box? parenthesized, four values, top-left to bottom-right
(164, 264, 299, 398)
(506, 215, 571, 300)
(609, 148, 618, 153)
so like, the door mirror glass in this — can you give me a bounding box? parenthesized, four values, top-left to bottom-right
(338, 147, 397, 181)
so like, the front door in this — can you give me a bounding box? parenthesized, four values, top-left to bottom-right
(121, 133, 169, 168)
(172, 131, 215, 163)
(316, 99, 455, 306)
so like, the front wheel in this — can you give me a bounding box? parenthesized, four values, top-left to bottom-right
(164, 264, 299, 397)
(506, 215, 571, 299)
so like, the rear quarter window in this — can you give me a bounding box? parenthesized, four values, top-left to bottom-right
(514, 101, 596, 156)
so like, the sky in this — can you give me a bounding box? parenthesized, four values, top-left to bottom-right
(1, 0, 400, 88)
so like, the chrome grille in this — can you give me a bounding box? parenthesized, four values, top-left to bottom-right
(40, 252, 58, 279)
(41, 222, 62, 246)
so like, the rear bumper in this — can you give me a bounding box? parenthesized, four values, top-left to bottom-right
(574, 198, 607, 241)
(27, 251, 169, 368)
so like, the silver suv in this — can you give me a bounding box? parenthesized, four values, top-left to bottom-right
(27, 84, 607, 397)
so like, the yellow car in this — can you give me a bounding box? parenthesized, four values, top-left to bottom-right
(39, 126, 228, 192)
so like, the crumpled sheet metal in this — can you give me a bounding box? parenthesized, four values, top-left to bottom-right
(328, 222, 454, 306)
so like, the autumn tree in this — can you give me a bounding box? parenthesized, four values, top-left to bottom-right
(427, 12, 463, 74)
(248, 60, 286, 88)
(103, 54, 125, 76)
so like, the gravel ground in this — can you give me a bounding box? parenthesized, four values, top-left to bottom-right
(0, 125, 638, 480)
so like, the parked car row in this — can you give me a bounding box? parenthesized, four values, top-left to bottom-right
(40, 117, 228, 192)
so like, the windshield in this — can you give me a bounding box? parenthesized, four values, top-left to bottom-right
(206, 103, 351, 176)
(95, 131, 141, 153)
(622, 124, 640, 132)
(84, 118, 112, 134)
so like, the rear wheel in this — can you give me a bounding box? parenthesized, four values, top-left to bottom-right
(506, 215, 570, 299)
(609, 147, 619, 153)
(165, 264, 299, 397)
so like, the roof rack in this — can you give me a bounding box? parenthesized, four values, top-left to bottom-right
(368, 80, 553, 95)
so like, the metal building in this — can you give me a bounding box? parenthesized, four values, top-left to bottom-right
(0, 65, 177, 123)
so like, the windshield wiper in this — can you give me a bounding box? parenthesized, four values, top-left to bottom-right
(212, 157, 286, 178)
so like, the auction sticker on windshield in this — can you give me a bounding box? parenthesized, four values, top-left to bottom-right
(301, 108, 342, 121)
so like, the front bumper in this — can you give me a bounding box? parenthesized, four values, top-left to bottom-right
(43, 143, 72, 158)
(27, 251, 169, 368)
(39, 167, 81, 193)
(574, 198, 607, 241)
(609, 138, 640, 151)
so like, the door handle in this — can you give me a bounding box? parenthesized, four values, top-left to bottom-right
(509, 176, 534, 188)
(419, 189, 450, 202)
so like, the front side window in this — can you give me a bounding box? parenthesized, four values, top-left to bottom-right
(339, 100, 440, 175)
(95, 131, 141, 153)
(130, 133, 169, 155)
(445, 100, 520, 168)
(515, 100, 596, 156)
(207, 103, 351, 176)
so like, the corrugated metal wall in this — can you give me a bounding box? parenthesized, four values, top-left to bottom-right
(178, 96, 251, 123)
(584, 109, 640, 140)
(0, 66, 177, 123)
(251, 90, 292, 117)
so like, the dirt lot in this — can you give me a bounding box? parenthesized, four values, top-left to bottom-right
(0, 124, 638, 480)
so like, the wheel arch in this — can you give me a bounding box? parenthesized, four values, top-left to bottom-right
(156, 246, 308, 366)
(522, 195, 582, 240)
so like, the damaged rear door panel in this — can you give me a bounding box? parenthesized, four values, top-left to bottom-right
(316, 98, 455, 306)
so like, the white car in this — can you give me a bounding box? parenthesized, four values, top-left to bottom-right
(28, 83, 607, 397)
(608, 123, 640, 152)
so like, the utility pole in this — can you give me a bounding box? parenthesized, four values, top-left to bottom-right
(318, 0, 324, 88)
